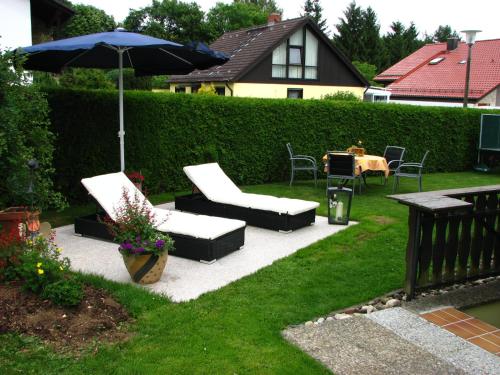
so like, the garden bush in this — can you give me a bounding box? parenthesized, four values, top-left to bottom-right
(45, 89, 498, 202)
(0, 51, 66, 210)
(1, 231, 83, 307)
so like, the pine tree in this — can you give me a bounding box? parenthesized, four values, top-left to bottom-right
(302, 0, 328, 34)
(381, 21, 424, 69)
(359, 7, 382, 70)
(333, 1, 365, 62)
(424, 25, 461, 43)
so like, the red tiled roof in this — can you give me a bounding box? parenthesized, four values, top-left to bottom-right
(169, 17, 308, 83)
(374, 43, 445, 82)
(384, 39, 500, 100)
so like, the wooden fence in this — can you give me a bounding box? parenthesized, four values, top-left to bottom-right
(389, 185, 500, 299)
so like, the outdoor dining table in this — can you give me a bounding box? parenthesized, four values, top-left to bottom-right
(322, 153, 390, 177)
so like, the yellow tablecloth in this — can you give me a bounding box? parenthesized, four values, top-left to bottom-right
(322, 154, 389, 177)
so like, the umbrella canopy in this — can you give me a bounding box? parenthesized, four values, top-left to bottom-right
(19, 29, 229, 171)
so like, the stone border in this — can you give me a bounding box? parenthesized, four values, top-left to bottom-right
(301, 275, 500, 327)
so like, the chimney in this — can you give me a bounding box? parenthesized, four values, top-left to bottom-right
(447, 38, 459, 51)
(267, 13, 281, 26)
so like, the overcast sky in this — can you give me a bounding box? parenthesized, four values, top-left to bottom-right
(75, 0, 499, 41)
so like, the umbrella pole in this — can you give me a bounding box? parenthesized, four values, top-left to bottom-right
(118, 49, 125, 172)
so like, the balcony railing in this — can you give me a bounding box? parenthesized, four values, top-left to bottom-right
(388, 185, 500, 300)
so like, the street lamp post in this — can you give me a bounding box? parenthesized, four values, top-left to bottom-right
(461, 29, 481, 108)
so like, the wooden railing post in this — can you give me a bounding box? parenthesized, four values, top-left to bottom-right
(405, 206, 421, 299)
(457, 196, 474, 278)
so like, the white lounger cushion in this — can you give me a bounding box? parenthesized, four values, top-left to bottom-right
(81, 172, 245, 240)
(183, 163, 319, 215)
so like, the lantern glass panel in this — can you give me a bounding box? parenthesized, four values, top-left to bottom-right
(328, 187, 352, 225)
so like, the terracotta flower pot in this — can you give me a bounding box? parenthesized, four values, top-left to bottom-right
(0, 207, 27, 239)
(121, 252, 168, 284)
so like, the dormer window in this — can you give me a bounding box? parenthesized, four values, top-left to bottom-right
(272, 27, 318, 80)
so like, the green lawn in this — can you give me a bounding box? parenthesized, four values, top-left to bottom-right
(1, 172, 498, 374)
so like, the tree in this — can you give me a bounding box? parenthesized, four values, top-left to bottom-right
(233, 0, 281, 14)
(302, 0, 328, 34)
(424, 25, 461, 43)
(352, 61, 378, 86)
(206, 2, 268, 41)
(58, 69, 115, 90)
(333, 2, 385, 70)
(106, 69, 152, 90)
(58, 4, 116, 38)
(381, 21, 424, 69)
(123, 0, 209, 43)
(333, 1, 365, 62)
(359, 7, 383, 70)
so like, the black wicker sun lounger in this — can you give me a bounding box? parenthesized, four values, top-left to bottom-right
(175, 163, 320, 232)
(74, 172, 246, 263)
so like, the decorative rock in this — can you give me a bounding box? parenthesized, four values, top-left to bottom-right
(375, 302, 386, 310)
(385, 298, 401, 308)
(334, 313, 352, 320)
(353, 313, 364, 317)
(473, 279, 484, 285)
(343, 308, 358, 314)
(317, 317, 325, 324)
(360, 305, 375, 314)
(402, 295, 407, 301)
(381, 297, 391, 304)
(326, 316, 334, 322)
(305, 321, 313, 326)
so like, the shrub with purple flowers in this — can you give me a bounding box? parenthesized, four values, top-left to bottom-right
(105, 188, 173, 256)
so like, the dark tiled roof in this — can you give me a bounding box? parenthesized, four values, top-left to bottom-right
(169, 17, 308, 83)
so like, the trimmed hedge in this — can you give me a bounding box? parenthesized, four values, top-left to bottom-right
(45, 89, 497, 202)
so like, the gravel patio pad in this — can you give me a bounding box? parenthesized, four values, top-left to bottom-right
(56, 204, 353, 302)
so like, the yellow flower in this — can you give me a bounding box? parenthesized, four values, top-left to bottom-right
(59, 266, 64, 271)
(36, 262, 42, 268)
(37, 269, 44, 275)
(56, 247, 62, 253)
(27, 240, 33, 246)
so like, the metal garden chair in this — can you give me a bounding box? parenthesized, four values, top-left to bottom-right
(382, 146, 406, 184)
(393, 150, 430, 192)
(326, 152, 363, 194)
(286, 143, 317, 186)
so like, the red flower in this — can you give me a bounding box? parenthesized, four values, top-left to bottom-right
(126, 171, 144, 183)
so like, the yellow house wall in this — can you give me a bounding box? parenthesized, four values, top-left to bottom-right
(232, 83, 365, 99)
(169, 82, 365, 99)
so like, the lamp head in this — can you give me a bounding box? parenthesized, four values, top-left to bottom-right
(460, 29, 482, 45)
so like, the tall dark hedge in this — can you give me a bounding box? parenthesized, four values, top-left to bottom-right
(45, 89, 497, 202)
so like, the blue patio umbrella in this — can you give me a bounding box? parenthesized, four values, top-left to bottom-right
(19, 29, 229, 171)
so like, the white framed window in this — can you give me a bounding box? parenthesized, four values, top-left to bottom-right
(272, 42, 287, 78)
(304, 29, 318, 79)
(270, 27, 318, 80)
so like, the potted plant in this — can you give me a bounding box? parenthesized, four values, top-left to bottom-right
(105, 188, 173, 284)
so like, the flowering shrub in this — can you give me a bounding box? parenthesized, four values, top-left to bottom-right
(2, 231, 84, 307)
(0, 222, 24, 281)
(126, 171, 144, 184)
(105, 188, 173, 256)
